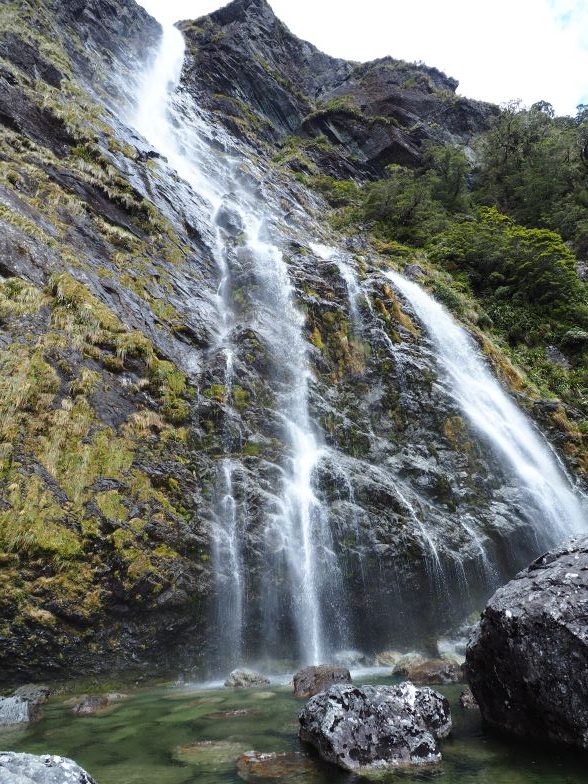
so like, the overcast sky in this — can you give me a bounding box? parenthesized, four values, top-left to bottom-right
(137, 0, 588, 116)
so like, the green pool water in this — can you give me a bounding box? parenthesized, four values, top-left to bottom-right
(1, 675, 587, 783)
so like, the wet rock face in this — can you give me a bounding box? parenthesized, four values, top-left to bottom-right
(298, 683, 451, 771)
(465, 537, 588, 748)
(293, 665, 352, 699)
(0, 753, 97, 784)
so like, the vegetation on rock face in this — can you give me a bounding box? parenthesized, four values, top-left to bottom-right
(295, 102, 588, 470)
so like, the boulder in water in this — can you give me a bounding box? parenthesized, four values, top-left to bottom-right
(0, 696, 39, 726)
(391, 652, 426, 676)
(293, 665, 351, 699)
(224, 670, 270, 689)
(12, 684, 51, 706)
(465, 537, 588, 748)
(299, 683, 451, 771)
(0, 752, 97, 783)
(71, 693, 126, 716)
(375, 650, 404, 667)
(400, 658, 463, 685)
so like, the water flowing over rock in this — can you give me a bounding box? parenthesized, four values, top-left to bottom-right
(465, 537, 588, 748)
(298, 683, 451, 771)
(293, 665, 351, 699)
(0, 753, 97, 784)
(0, 0, 586, 681)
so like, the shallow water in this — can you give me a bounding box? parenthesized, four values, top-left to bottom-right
(2, 675, 588, 783)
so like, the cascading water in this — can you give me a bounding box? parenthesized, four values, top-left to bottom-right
(132, 23, 248, 661)
(132, 20, 349, 666)
(386, 270, 587, 545)
(128, 12, 586, 669)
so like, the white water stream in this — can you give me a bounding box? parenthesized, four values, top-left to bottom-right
(128, 14, 586, 669)
(132, 21, 342, 665)
(386, 271, 587, 544)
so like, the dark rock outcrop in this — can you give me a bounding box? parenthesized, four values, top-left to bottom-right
(0, 753, 97, 784)
(180, 0, 497, 176)
(293, 665, 351, 698)
(465, 537, 588, 748)
(298, 683, 451, 771)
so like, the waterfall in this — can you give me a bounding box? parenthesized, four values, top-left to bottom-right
(386, 270, 586, 545)
(132, 25, 247, 661)
(131, 21, 348, 666)
(128, 12, 587, 669)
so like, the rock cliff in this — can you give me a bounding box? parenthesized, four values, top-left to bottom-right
(0, 0, 582, 682)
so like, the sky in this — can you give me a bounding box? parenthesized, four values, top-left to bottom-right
(136, 0, 588, 116)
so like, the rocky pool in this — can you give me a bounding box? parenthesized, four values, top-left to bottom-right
(1, 674, 587, 784)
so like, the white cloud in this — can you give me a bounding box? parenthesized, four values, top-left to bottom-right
(137, 0, 588, 116)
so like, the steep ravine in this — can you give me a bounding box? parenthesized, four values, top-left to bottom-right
(0, 0, 585, 683)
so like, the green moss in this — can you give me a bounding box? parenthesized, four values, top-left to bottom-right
(0, 476, 82, 565)
(96, 490, 128, 523)
(232, 386, 250, 410)
(243, 442, 261, 457)
(203, 384, 227, 403)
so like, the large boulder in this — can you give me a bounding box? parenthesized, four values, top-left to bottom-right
(0, 753, 97, 783)
(298, 683, 451, 771)
(224, 670, 270, 689)
(465, 537, 588, 748)
(293, 665, 351, 699)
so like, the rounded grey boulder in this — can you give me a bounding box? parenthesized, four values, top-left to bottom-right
(224, 669, 270, 689)
(0, 753, 97, 784)
(298, 683, 451, 771)
(465, 537, 588, 748)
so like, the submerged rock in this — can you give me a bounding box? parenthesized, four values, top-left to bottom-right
(0, 752, 97, 783)
(299, 683, 451, 771)
(465, 537, 588, 748)
(292, 665, 351, 699)
(224, 670, 270, 689)
(237, 751, 318, 782)
(71, 693, 126, 716)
